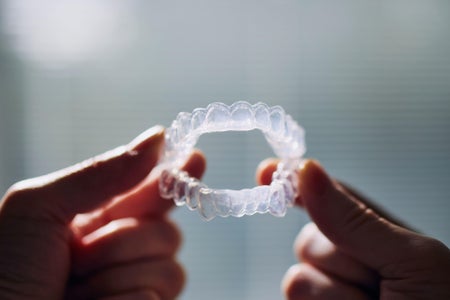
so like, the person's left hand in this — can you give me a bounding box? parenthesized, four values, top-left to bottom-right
(0, 126, 206, 300)
(257, 159, 450, 299)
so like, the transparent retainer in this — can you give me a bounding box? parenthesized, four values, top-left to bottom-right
(153, 101, 306, 221)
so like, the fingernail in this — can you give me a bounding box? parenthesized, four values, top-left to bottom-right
(128, 125, 165, 152)
(299, 160, 332, 197)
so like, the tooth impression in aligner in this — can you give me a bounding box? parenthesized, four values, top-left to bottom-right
(153, 101, 306, 221)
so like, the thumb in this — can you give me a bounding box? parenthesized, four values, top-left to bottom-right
(2, 126, 165, 223)
(299, 160, 417, 270)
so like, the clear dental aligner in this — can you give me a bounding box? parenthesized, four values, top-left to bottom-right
(155, 101, 306, 221)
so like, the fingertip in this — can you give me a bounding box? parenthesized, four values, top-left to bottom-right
(183, 149, 207, 179)
(255, 158, 307, 206)
(282, 264, 313, 300)
(128, 126, 165, 152)
(95, 149, 206, 223)
(256, 158, 279, 185)
(282, 263, 374, 300)
(299, 159, 333, 203)
(121, 126, 166, 182)
(293, 222, 319, 261)
(297, 160, 335, 222)
(281, 264, 300, 295)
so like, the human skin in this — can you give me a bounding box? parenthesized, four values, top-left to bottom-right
(0, 126, 206, 300)
(1, 125, 448, 300)
(257, 159, 450, 300)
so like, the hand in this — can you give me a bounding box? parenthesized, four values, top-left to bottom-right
(0, 126, 206, 300)
(257, 159, 450, 300)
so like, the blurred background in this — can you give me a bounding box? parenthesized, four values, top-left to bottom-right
(1, 0, 449, 298)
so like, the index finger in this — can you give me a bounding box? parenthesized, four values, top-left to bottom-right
(256, 158, 304, 206)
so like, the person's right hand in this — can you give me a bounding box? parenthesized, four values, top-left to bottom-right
(258, 159, 450, 299)
(0, 126, 206, 300)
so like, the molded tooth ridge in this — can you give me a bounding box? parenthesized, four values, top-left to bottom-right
(230, 101, 254, 130)
(159, 169, 296, 220)
(173, 172, 189, 206)
(269, 106, 286, 137)
(186, 180, 204, 211)
(168, 101, 305, 156)
(269, 181, 287, 217)
(156, 101, 306, 220)
(212, 191, 231, 217)
(197, 190, 213, 220)
(205, 102, 231, 131)
(191, 108, 207, 131)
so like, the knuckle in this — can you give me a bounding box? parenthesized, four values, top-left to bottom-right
(158, 260, 185, 298)
(424, 237, 448, 253)
(169, 260, 185, 285)
(153, 219, 182, 254)
(413, 236, 450, 263)
(294, 223, 336, 266)
(283, 265, 312, 300)
(294, 223, 318, 262)
(337, 204, 378, 244)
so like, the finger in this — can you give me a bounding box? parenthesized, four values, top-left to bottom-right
(106, 150, 206, 218)
(256, 158, 422, 225)
(294, 222, 378, 291)
(4, 126, 165, 223)
(337, 181, 415, 231)
(255, 158, 278, 186)
(256, 158, 304, 206)
(298, 160, 419, 270)
(73, 150, 206, 236)
(282, 263, 372, 300)
(73, 218, 181, 276)
(97, 290, 161, 300)
(70, 258, 185, 300)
